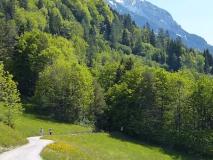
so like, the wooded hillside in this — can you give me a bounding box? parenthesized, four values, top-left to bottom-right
(0, 0, 212, 157)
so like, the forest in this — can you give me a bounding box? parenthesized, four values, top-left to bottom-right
(0, 0, 212, 157)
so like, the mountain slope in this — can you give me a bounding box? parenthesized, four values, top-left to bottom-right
(105, 0, 213, 53)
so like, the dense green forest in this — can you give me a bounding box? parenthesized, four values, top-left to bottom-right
(0, 0, 212, 158)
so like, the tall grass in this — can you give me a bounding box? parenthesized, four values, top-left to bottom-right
(0, 123, 26, 153)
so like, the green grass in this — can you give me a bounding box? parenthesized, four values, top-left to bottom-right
(15, 114, 92, 137)
(0, 115, 209, 160)
(0, 114, 91, 152)
(41, 133, 201, 160)
(0, 123, 27, 153)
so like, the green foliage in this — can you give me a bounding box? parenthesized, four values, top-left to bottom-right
(3, 0, 16, 20)
(0, 123, 26, 151)
(101, 66, 212, 156)
(0, 19, 17, 69)
(19, 0, 28, 9)
(203, 49, 213, 74)
(37, 0, 44, 9)
(167, 38, 184, 71)
(189, 76, 213, 154)
(15, 8, 47, 33)
(0, 64, 22, 128)
(48, 7, 63, 34)
(181, 50, 205, 72)
(90, 81, 106, 127)
(0, 0, 212, 157)
(98, 63, 119, 90)
(13, 30, 76, 96)
(34, 59, 94, 123)
(60, 20, 84, 39)
(110, 16, 122, 48)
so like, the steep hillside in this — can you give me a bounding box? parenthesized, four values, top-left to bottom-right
(0, 0, 212, 158)
(105, 0, 213, 53)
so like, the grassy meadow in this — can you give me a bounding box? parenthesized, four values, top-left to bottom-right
(0, 114, 210, 160)
(41, 133, 201, 160)
(15, 114, 92, 137)
(0, 114, 91, 152)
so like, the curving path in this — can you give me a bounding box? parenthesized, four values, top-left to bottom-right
(0, 137, 53, 160)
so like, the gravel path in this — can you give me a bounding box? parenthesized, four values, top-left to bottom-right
(0, 137, 53, 160)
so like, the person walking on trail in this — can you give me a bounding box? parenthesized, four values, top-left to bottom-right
(49, 128, 53, 135)
(40, 128, 44, 136)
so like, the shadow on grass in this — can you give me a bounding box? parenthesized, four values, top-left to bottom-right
(108, 132, 210, 160)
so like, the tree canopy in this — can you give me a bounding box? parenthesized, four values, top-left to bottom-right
(0, 0, 212, 157)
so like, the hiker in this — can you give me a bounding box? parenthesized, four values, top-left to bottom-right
(49, 128, 53, 135)
(40, 128, 44, 136)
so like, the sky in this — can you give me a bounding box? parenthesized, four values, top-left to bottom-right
(146, 0, 213, 45)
